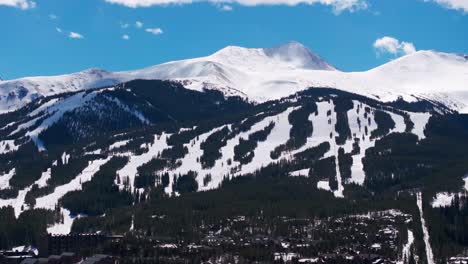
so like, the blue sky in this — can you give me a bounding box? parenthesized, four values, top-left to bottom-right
(0, 0, 467, 79)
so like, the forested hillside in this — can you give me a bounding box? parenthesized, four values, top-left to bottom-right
(0, 80, 467, 263)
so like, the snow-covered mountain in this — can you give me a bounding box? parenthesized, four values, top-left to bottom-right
(0, 85, 440, 228)
(2, 42, 468, 262)
(1, 41, 467, 113)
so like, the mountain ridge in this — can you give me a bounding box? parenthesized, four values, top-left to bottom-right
(1, 42, 467, 113)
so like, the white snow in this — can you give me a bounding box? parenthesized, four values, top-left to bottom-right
(160, 126, 224, 193)
(85, 149, 102, 155)
(0, 169, 15, 190)
(4, 87, 154, 151)
(328, 101, 344, 198)
(0, 168, 54, 217)
(158, 243, 178, 249)
(9, 91, 98, 150)
(0, 68, 120, 113)
(417, 192, 435, 264)
(398, 229, 414, 264)
(0, 140, 19, 154)
(34, 159, 110, 235)
(199, 108, 292, 190)
(387, 111, 407, 134)
(286, 100, 335, 159)
(408, 112, 431, 140)
(290, 168, 310, 177)
(431, 175, 468, 208)
(345, 102, 379, 185)
(236, 108, 295, 176)
(10, 245, 38, 256)
(158, 108, 294, 193)
(371, 243, 381, 249)
(130, 47, 468, 112)
(35, 158, 111, 210)
(61, 152, 70, 165)
(274, 252, 300, 262)
(36, 168, 51, 188)
(149, 100, 426, 196)
(0, 187, 31, 217)
(1, 42, 467, 114)
(28, 98, 60, 117)
(278, 100, 414, 193)
(129, 215, 134, 231)
(317, 180, 331, 191)
(47, 208, 84, 235)
(464, 174, 468, 191)
(116, 134, 169, 191)
(299, 258, 319, 263)
(109, 140, 130, 150)
(431, 192, 456, 208)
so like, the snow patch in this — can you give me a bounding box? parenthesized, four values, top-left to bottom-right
(116, 134, 169, 191)
(290, 169, 310, 177)
(10, 92, 98, 151)
(61, 152, 70, 165)
(0, 140, 19, 154)
(317, 180, 331, 191)
(0, 169, 15, 190)
(36, 168, 51, 188)
(408, 112, 431, 140)
(0, 168, 54, 217)
(431, 192, 456, 208)
(464, 175, 468, 191)
(35, 158, 111, 210)
(109, 140, 130, 150)
(417, 192, 435, 264)
(398, 229, 414, 264)
(47, 208, 85, 235)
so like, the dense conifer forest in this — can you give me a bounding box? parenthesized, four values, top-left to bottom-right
(0, 81, 467, 263)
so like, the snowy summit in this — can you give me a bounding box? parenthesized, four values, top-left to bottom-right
(0, 41, 467, 113)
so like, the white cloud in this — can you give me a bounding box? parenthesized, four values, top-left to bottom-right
(49, 14, 58, 20)
(121, 22, 130, 28)
(56, 27, 63, 33)
(122, 34, 130, 40)
(373, 36, 417, 56)
(145, 27, 163, 35)
(69, 32, 84, 39)
(220, 4, 233, 10)
(135, 21, 144, 28)
(401, 42, 416, 54)
(425, 0, 468, 13)
(104, 0, 368, 13)
(0, 0, 36, 9)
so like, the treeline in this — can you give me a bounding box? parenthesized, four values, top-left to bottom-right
(234, 121, 275, 165)
(0, 207, 57, 249)
(427, 193, 468, 261)
(363, 114, 468, 194)
(270, 102, 316, 159)
(60, 156, 133, 216)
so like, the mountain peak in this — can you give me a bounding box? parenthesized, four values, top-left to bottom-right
(370, 49, 468, 74)
(81, 68, 110, 75)
(264, 41, 336, 71)
(210, 41, 336, 71)
(267, 40, 309, 52)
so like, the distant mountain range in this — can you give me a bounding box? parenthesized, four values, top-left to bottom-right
(1, 41, 467, 113)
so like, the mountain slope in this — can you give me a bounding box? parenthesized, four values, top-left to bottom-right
(1, 42, 467, 113)
(1, 79, 468, 262)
